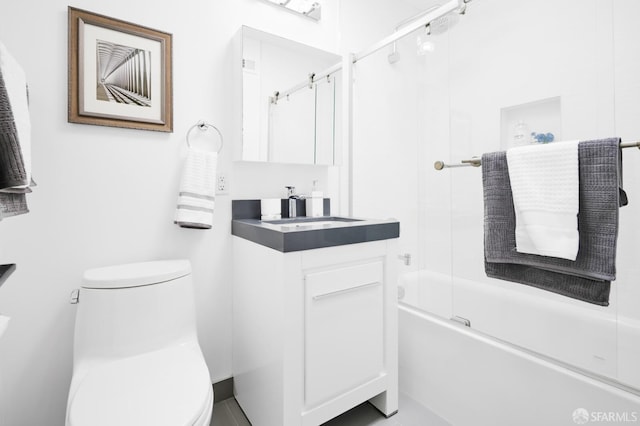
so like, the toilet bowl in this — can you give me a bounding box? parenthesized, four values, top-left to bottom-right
(65, 260, 213, 426)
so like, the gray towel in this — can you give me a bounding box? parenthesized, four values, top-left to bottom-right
(484, 262, 611, 305)
(0, 192, 28, 219)
(0, 67, 28, 190)
(482, 138, 623, 306)
(0, 66, 29, 218)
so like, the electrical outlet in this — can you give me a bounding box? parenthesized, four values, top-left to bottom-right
(216, 172, 229, 195)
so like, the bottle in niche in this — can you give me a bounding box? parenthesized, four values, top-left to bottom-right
(513, 120, 530, 146)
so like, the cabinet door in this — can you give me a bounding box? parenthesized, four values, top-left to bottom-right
(304, 261, 384, 408)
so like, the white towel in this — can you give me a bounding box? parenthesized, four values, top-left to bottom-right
(506, 140, 579, 260)
(174, 149, 217, 229)
(0, 42, 31, 189)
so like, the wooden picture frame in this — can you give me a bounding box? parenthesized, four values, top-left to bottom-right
(68, 7, 173, 132)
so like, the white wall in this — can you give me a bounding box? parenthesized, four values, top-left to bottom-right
(0, 1, 341, 424)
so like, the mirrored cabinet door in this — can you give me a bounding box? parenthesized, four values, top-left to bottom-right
(237, 26, 341, 165)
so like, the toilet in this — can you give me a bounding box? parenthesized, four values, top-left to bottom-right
(65, 260, 213, 426)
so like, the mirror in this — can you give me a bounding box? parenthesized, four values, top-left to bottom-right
(238, 26, 342, 165)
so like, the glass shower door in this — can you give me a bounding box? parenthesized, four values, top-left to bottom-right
(350, 23, 455, 320)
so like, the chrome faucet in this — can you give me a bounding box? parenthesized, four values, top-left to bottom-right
(285, 186, 299, 218)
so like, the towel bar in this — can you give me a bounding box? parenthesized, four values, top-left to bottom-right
(434, 157, 481, 170)
(186, 120, 224, 153)
(434, 140, 640, 170)
(620, 140, 640, 149)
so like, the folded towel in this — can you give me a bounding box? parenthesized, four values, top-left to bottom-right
(0, 65, 27, 191)
(174, 149, 217, 229)
(506, 140, 579, 260)
(484, 262, 611, 306)
(0, 42, 31, 191)
(486, 139, 623, 280)
(483, 138, 624, 306)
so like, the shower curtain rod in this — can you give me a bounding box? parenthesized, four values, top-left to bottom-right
(433, 140, 640, 170)
(271, 0, 469, 104)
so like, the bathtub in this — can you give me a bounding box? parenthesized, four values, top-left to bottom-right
(398, 270, 640, 426)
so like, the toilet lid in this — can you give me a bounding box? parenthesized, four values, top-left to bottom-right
(68, 344, 211, 426)
(82, 260, 191, 289)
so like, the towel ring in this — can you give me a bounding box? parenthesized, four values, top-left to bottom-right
(186, 121, 224, 153)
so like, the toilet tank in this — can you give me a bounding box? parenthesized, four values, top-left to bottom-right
(73, 260, 198, 364)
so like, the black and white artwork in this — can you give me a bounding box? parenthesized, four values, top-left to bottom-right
(68, 7, 172, 132)
(96, 41, 152, 107)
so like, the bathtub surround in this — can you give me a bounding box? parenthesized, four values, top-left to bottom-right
(398, 305, 640, 426)
(483, 139, 624, 305)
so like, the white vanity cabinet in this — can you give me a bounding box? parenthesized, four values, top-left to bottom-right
(232, 236, 398, 426)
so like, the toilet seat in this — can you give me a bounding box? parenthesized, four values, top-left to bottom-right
(68, 344, 212, 426)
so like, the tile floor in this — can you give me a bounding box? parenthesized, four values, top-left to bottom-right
(211, 393, 451, 426)
(211, 397, 250, 426)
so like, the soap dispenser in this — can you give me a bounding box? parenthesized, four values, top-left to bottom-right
(306, 180, 324, 218)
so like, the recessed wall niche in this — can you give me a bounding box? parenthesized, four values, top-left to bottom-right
(500, 96, 562, 149)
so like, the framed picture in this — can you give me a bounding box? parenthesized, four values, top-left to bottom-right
(68, 7, 173, 132)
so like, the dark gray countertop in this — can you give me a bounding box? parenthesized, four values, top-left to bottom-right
(232, 216, 400, 252)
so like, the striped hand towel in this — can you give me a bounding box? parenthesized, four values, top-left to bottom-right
(174, 149, 217, 229)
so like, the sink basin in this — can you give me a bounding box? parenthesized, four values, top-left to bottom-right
(231, 201, 399, 252)
(277, 221, 354, 230)
(263, 217, 363, 231)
